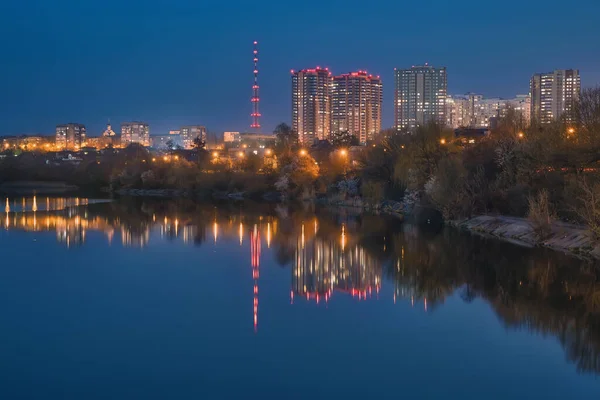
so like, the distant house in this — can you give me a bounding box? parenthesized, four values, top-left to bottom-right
(454, 128, 490, 145)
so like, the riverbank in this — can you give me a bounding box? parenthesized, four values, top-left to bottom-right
(453, 215, 600, 260)
(0, 181, 79, 194)
(114, 187, 406, 220)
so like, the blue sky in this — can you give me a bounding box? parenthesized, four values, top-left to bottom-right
(0, 0, 599, 136)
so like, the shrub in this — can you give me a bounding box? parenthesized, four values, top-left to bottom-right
(425, 157, 468, 220)
(361, 180, 385, 205)
(527, 189, 554, 239)
(573, 179, 600, 239)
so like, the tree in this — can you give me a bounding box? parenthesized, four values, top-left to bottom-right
(330, 130, 359, 148)
(123, 143, 149, 161)
(274, 123, 298, 155)
(575, 86, 600, 138)
(193, 136, 206, 151)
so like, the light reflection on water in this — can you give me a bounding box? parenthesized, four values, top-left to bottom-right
(0, 196, 599, 397)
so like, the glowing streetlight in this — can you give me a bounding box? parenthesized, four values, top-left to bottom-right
(265, 149, 272, 156)
(212, 151, 219, 158)
(299, 149, 307, 157)
(518, 132, 524, 139)
(163, 156, 169, 162)
(568, 127, 576, 135)
(238, 151, 245, 158)
(339, 149, 348, 157)
(174, 155, 179, 160)
(440, 138, 446, 145)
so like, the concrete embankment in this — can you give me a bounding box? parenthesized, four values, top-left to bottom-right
(454, 215, 600, 260)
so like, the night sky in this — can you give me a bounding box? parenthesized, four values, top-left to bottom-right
(1, 0, 599, 136)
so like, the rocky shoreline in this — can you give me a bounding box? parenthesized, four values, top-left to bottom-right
(453, 215, 600, 260)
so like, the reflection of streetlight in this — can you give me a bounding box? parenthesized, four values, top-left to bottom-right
(299, 149, 307, 157)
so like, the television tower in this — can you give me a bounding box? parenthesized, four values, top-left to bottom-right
(251, 41, 261, 131)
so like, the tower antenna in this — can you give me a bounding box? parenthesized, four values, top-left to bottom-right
(251, 41, 261, 131)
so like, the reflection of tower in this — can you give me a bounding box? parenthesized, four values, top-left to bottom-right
(250, 224, 261, 332)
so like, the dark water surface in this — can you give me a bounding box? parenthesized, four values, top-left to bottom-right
(0, 197, 599, 399)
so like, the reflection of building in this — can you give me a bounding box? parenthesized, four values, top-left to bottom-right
(121, 122, 150, 147)
(394, 65, 447, 131)
(181, 126, 207, 149)
(292, 67, 332, 145)
(56, 123, 86, 150)
(292, 224, 381, 302)
(331, 71, 382, 144)
(530, 69, 580, 124)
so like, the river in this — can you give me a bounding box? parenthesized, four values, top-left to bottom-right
(0, 196, 599, 398)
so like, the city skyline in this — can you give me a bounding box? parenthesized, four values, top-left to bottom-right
(1, 0, 599, 136)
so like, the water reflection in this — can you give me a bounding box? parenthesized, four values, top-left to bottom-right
(2, 196, 600, 375)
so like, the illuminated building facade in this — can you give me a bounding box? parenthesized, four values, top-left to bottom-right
(121, 122, 150, 147)
(181, 125, 207, 149)
(445, 94, 531, 129)
(394, 65, 447, 131)
(530, 69, 580, 124)
(331, 71, 382, 144)
(56, 123, 86, 150)
(292, 67, 332, 145)
(102, 123, 116, 137)
(224, 132, 241, 143)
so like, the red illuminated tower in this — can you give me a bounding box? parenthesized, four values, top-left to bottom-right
(251, 41, 261, 131)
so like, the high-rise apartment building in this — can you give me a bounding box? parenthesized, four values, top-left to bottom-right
(530, 69, 580, 124)
(445, 95, 470, 128)
(121, 122, 150, 147)
(291, 67, 331, 145)
(446, 94, 532, 129)
(394, 65, 447, 131)
(180, 126, 207, 149)
(331, 71, 382, 144)
(55, 123, 86, 150)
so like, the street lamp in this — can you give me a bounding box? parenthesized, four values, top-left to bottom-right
(265, 149, 272, 156)
(518, 132, 524, 139)
(568, 127, 576, 135)
(299, 149, 307, 157)
(339, 149, 348, 157)
(440, 138, 446, 145)
(238, 151, 245, 158)
(212, 151, 219, 158)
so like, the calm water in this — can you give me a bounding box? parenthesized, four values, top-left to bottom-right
(0, 197, 599, 399)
